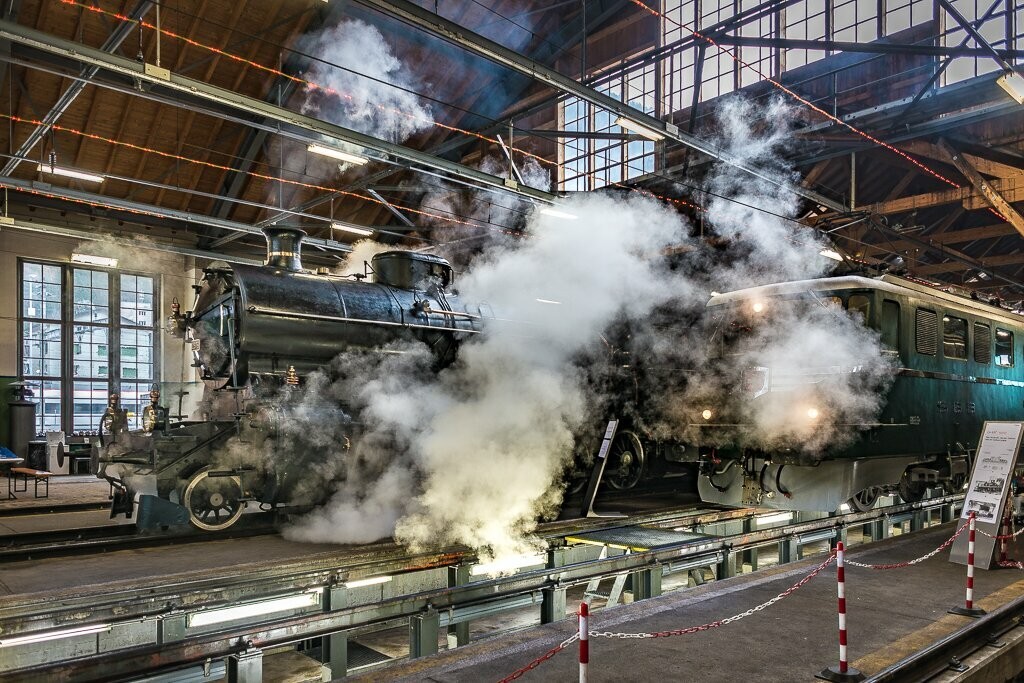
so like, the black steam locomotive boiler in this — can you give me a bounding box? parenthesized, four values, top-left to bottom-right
(96, 228, 485, 530)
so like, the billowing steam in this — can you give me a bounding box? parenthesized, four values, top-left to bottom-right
(300, 19, 433, 145)
(259, 95, 893, 560)
(285, 193, 694, 559)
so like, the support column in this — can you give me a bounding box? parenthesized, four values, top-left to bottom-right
(835, 526, 848, 548)
(911, 510, 925, 532)
(717, 550, 736, 579)
(632, 566, 662, 600)
(779, 537, 800, 564)
(541, 547, 568, 624)
(942, 504, 954, 524)
(410, 609, 440, 659)
(322, 632, 347, 680)
(741, 518, 758, 572)
(447, 566, 470, 647)
(226, 649, 263, 683)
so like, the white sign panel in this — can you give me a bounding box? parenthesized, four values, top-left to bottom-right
(961, 421, 1023, 523)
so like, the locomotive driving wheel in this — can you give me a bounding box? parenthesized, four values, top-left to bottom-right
(183, 467, 245, 531)
(847, 487, 881, 513)
(607, 430, 645, 490)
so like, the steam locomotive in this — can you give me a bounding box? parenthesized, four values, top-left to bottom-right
(621, 274, 1024, 512)
(95, 228, 485, 530)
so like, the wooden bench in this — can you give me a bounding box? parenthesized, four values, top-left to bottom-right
(8, 467, 52, 499)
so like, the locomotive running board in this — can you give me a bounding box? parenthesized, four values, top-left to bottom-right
(580, 419, 626, 519)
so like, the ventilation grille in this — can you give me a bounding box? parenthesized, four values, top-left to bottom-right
(974, 323, 992, 364)
(916, 309, 937, 355)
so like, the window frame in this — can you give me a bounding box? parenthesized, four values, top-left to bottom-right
(995, 327, 1015, 368)
(941, 314, 968, 361)
(18, 258, 160, 435)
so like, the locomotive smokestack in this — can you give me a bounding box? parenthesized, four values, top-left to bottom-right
(263, 228, 305, 272)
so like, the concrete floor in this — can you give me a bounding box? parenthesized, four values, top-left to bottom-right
(0, 473, 109, 509)
(354, 525, 1024, 683)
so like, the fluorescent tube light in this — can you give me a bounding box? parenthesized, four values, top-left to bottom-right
(997, 71, 1024, 105)
(0, 623, 112, 648)
(72, 253, 118, 268)
(539, 207, 578, 220)
(37, 164, 105, 183)
(308, 144, 369, 165)
(471, 553, 544, 576)
(756, 512, 793, 526)
(343, 575, 393, 589)
(535, 298, 562, 305)
(188, 589, 322, 628)
(614, 116, 665, 141)
(819, 249, 843, 261)
(331, 221, 374, 237)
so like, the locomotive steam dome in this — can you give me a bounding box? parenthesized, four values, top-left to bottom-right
(372, 250, 453, 289)
(263, 227, 305, 272)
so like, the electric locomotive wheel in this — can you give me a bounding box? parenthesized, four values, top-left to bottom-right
(847, 486, 881, 513)
(183, 467, 245, 531)
(607, 430, 645, 490)
(898, 473, 927, 503)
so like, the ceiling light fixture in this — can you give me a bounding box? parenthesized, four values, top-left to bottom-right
(535, 298, 562, 305)
(71, 253, 118, 268)
(331, 221, 374, 237)
(37, 164, 105, 183)
(997, 70, 1024, 105)
(614, 116, 665, 141)
(539, 207, 578, 220)
(819, 249, 843, 261)
(307, 144, 369, 166)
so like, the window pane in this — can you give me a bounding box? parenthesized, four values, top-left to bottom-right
(996, 328, 1014, 367)
(121, 329, 154, 380)
(942, 315, 967, 359)
(22, 321, 62, 377)
(73, 325, 110, 378)
(881, 300, 900, 350)
(848, 294, 871, 321)
(73, 381, 109, 433)
(26, 379, 62, 435)
(120, 382, 149, 431)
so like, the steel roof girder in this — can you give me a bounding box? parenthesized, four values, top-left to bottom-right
(0, 19, 558, 206)
(356, 0, 847, 214)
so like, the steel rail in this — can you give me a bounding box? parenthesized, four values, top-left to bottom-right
(865, 593, 1024, 682)
(0, 19, 558, 206)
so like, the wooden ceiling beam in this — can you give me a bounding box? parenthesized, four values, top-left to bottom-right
(902, 140, 1023, 179)
(937, 138, 1024, 238)
(862, 175, 1024, 214)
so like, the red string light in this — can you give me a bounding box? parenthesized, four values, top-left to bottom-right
(60, 0, 556, 170)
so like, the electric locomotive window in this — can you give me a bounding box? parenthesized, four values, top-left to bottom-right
(973, 323, 992, 364)
(881, 300, 900, 350)
(847, 294, 871, 321)
(942, 315, 967, 360)
(996, 329, 1015, 367)
(915, 308, 938, 356)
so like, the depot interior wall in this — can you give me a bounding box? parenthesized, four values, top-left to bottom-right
(0, 227, 200, 395)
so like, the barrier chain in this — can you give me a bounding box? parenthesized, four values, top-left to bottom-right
(845, 519, 970, 569)
(496, 632, 581, 683)
(589, 551, 837, 640)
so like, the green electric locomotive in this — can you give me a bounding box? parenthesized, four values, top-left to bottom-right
(681, 273, 1024, 512)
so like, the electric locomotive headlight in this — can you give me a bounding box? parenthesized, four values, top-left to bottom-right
(701, 409, 713, 421)
(751, 301, 765, 314)
(805, 407, 820, 420)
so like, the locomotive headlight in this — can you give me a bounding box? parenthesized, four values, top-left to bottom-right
(701, 409, 713, 421)
(806, 407, 820, 420)
(751, 301, 765, 314)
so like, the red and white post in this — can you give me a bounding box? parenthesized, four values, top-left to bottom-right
(1000, 506, 1010, 564)
(817, 542, 864, 682)
(578, 602, 589, 683)
(950, 513, 987, 617)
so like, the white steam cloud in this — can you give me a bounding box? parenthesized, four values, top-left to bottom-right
(301, 19, 433, 144)
(285, 194, 694, 559)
